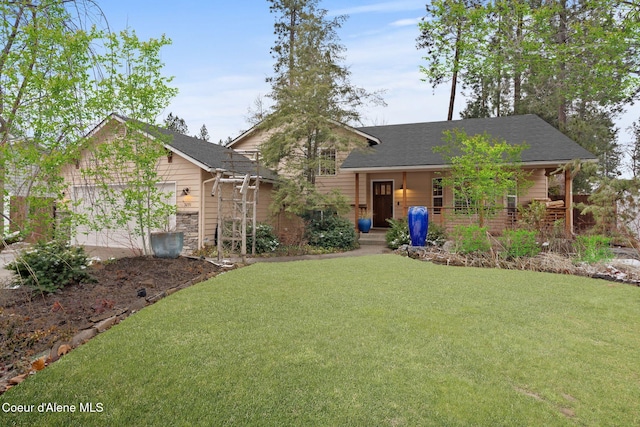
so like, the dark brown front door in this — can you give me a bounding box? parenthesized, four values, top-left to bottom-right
(373, 181, 393, 227)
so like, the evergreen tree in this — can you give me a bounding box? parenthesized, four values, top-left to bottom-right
(196, 124, 210, 142)
(260, 0, 383, 214)
(164, 113, 188, 134)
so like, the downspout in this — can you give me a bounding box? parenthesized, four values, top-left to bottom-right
(564, 168, 573, 237)
(354, 173, 360, 230)
(200, 173, 217, 249)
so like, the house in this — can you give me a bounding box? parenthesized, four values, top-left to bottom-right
(63, 114, 277, 254)
(229, 114, 597, 235)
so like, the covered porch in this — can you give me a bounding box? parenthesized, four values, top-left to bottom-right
(352, 167, 576, 236)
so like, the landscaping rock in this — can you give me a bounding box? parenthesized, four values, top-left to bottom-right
(94, 316, 117, 333)
(8, 373, 27, 385)
(71, 328, 98, 347)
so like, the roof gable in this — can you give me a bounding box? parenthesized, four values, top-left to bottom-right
(226, 119, 382, 148)
(341, 115, 597, 170)
(88, 114, 276, 180)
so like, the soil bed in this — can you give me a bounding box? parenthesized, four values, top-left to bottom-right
(0, 256, 225, 392)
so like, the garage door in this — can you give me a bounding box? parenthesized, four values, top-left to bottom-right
(71, 183, 176, 250)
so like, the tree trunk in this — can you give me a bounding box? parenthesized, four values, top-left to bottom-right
(448, 24, 463, 121)
(513, 10, 523, 114)
(288, 7, 298, 87)
(556, 0, 568, 130)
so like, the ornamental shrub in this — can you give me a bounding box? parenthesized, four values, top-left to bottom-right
(452, 224, 491, 254)
(6, 240, 95, 293)
(500, 229, 540, 259)
(385, 219, 447, 249)
(427, 223, 448, 247)
(574, 234, 613, 264)
(247, 223, 280, 254)
(304, 213, 357, 250)
(385, 218, 410, 249)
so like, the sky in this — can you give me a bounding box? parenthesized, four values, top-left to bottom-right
(97, 0, 639, 150)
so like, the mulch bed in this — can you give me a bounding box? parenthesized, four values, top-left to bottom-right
(0, 256, 227, 394)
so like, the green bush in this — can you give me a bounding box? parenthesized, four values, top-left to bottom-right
(574, 234, 613, 264)
(6, 240, 95, 293)
(427, 223, 448, 247)
(500, 229, 540, 259)
(385, 218, 410, 249)
(385, 219, 447, 249)
(453, 224, 491, 254)
(247, 223, 280, 254)
(305, 214, 357, 250)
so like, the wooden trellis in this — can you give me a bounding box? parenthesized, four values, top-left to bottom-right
(211, 151, 260, 262)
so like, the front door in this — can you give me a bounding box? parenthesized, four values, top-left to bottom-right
(373, 181, 393, 227)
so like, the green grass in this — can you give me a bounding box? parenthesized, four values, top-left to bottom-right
(2, 255, 640, 426)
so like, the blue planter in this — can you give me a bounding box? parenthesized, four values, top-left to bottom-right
(358, 218, 372, 233)
(408, 206, 429, 247)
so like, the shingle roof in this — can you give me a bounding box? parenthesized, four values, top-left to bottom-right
(108, 114, 276, 181)
(342, 114, 597, 170)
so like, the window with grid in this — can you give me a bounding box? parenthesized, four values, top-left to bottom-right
(432, 178, 443, 214)
(318, 148, 336, 175)
(506, 186, 517, 224)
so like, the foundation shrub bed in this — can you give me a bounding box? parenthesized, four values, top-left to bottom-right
(385, 218, 410, 249)
(384, 219, 448, 249)
(304, 214, 357, 250)
(247, 223, 280, 254)
(500, 229, 540, 259)
(575, 234, 613, 264)
(452, 224, 491, 254)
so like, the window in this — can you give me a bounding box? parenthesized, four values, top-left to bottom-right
(453, 181, 473, 214)
(374, 182, 392, 196)
(432, 178, 443, 214)
(318, 148, 336, 175)
(506, 186, 517, 225)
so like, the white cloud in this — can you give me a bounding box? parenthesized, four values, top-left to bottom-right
(390, 17, 422, 27)
(331, 1, 424, 16)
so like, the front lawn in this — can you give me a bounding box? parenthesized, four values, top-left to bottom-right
(1, 255, 639, 426)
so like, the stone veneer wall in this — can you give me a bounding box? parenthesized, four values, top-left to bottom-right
(175, 212, 199, 255)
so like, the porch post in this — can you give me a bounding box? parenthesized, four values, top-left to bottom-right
(564, 168, 573, 237)
(354, 173, 360, 230)
(402, 172, 407, 217)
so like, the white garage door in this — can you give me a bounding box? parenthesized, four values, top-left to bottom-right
(71, 183, 176, 250)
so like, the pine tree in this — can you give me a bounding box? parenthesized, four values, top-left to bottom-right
(260, 0, 383, 214)
(164, 113, 188, 134)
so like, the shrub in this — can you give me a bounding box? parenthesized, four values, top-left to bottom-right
(453, 224, 491, 254)
(6, 240, 95, 293)
(305, 214, 357, 250)
(427, 223, 448, 247)
(574, 234, 613, 264)
(517, 200, 547, 231)
(500, 229, 540, 259)
(385, 218, 410, 249)
(247, 223, 280, 254)
(385, 219, 447, 249)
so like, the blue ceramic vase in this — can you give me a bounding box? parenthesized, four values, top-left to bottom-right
(358, 218, 372, 233)
(408, 206, 429, 247)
